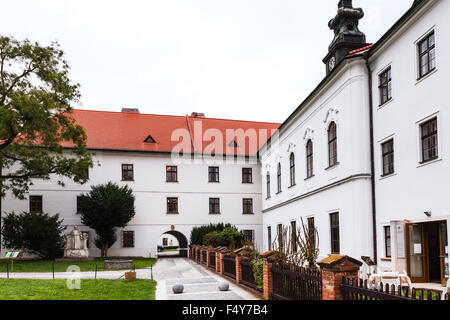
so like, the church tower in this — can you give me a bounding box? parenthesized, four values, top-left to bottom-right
(323, 0, 368, 75)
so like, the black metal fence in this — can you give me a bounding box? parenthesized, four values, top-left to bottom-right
(201, 250, 207, 265)
(196, 249, 201, 263)
(240, 259, 260, 291)
(208, 252, 216, 269)
(341, 277, 449, 300)
(272, 263, 322, 300)
(223, 255, 236, 279)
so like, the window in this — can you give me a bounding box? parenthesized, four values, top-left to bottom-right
(384, 226, 391, 258)
(291, 220, 297, 253)
(381, 139, 395, 176)
(308, 217, 316, 247)
(330, 213, 340, 254)
(289, 153, 296, 187)
(122, 231, 135, 248)
(268, 226, 272, 251)
(242, 168, 253, 183)
(243, 198, 253, 214)
(266, 172, 271, 199)
(418, 31, 436, 79)
(379, 67, 392, 105)
(167, 197, 179, 214)
(328, 122, 338, 167)
(421, 117, 438, 163)
(30, 195, 43, 213)
(306, 140, 314, 178)
(162, 238, 168, 246)
(277, 224, 283, 251)
(243, 230, 254, 244)
(208, 167, 219, 182)
(83, 167, 90, 180)
(166, 166, 178, 182)
(122, 164, 134, 181)
(277, 163, 282, 194)
(76, 196, 83, 214)
(209, 198, 220, 214)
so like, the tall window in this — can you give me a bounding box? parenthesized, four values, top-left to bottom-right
(330, 212, 340, 254)
(266, 172, 271, 199)
(418, 31, 436, 79)
(242, 168, 253, 183)
(122, 231, 135, 248)
(243, 230, 254, 244)
(291, 220, 297, 253)
(384, 226, 391, 258)
(328, 122, 337, 167)
(30, 195, 43, 213)
(277, 224, 283, 251)
(306, 140, 314, 178)
(243, 198, 253, 214)
(381, 139, 394, 176)
(308, 217, 316, 247)
(289, 153, 296, 187)
(167, 197, 179, 214)
(166, 166, 178, 182)
(277, 163, 282, 193)
(209, 198, 220, 214)
(122, 164, 134, 181)
(76, 196, 83, 214)
(268, 226, 272, 251)
(421, 117, 438, 163)
(208, 167, 220, 182)
(379, 67, 392, 105)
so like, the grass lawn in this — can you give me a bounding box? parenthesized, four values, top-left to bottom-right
(0, 279, 156, 300)
(163, 248, 179, 252)
(0, 258, 157, 273)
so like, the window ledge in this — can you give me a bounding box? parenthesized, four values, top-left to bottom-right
(380, 257, 392, 262)
(288, 184, 296, 189)
(417, 157, 442, 168)
(266, 197, 271, 200)
(378, 98, 393, 110)
(209, 213, 221, 215)
(166, 212, 179, 215)
(122, 180, 135, 182)
(304, 175, 315, 181)
(242, 182, 254, 184)
(379, 173, 396, 180)
(275, 191, 282, 195)
(243, 213, 254, 215)
(208, 181, 221, 183)
(415, 68, 437, 85)
(325, 163, 340, 171)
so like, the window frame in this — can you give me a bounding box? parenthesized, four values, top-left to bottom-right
(328, 122, 338, 167)
(122, 231, 135, 248)
(277, 163, 282, 194)
(417, 31, 436, 80)
(308, 217, 316, 247)
(166, 166, 178, 182)
(268, 226, 272, 251)
(266, 172, 271, 199)
(243, 198, 254, 215)
(29, 195, 43, 213)
(243, 230, 255, 244)
(330, 212, 340, 254)
(306, 140, 314, 179)
(384, 226, 392, 258)
(167, 197, 179, 214)
(381, 139, 395, 176)
(291, 220, 297, 253)
(76, 196, 83, 215)
(121, 164, 134, 181)
(378, 67, 392, 106)
(277, 224, 283, 251)
(209, 198, 221, 214)
(420, 117, 438, 164)
(208, 166, 220, 183)
(242, 168, 253, 184)
(289, 153, 296, 187)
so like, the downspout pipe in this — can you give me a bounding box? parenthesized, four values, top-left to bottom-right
(365, 54, 378, 263)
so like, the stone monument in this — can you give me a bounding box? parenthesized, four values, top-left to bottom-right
(62, 226, 91, 260)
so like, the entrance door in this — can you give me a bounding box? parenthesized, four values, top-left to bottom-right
(439, 222, 449, 285)
(406, 224, 427, 283)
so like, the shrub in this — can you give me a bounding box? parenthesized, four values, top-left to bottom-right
(202, 227, 244, 248)
(252, 258, 264, 290)
(1, 211, 66, 259)
(190, 223, 234, 245)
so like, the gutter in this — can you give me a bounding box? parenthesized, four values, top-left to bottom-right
(365, 55, 378, 263)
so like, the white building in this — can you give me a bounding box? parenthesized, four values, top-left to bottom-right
(1, 109, 279, 258)
(260, 0, 449, 285)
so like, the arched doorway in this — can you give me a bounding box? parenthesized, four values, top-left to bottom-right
(159, 230, 189, 258)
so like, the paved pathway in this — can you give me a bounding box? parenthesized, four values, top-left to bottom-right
(153, 258, 260, 300)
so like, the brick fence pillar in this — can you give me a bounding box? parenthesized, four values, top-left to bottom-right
(219, 253, 224, 275)
(235, 255, 242, 284)
(215, 252, 220, 272)
(263, 260, 273, 300)
(318, 254, 362, 300)
(206, 248, 211, 267)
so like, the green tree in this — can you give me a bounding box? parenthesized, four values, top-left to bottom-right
(79, 182, 136, 257)
(1, 211, 66, 259)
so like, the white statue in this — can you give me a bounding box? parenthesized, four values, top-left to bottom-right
(64, 226, 90, 259)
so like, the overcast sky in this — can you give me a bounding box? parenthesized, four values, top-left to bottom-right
(2, 0, 412, 123)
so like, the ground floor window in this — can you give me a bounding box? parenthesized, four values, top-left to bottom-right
(122, 231, 135, 248)
(384, 226, 391, 258)
(268, 226, 272, 251)
(243, 230, 254, 244)
(30, 195, 43, 213)
(330, 212, 340, 254)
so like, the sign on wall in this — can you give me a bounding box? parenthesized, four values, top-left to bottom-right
(397, 224, 406, 258)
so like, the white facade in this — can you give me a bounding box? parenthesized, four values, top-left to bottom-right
(2, 152, 264, 257)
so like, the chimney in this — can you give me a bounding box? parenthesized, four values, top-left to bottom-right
(190, 112, 205, 118)
(121, 108, 140, 114)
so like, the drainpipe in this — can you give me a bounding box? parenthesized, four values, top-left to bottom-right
(365, 55, 378, 263)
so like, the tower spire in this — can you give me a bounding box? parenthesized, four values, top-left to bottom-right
(323, 0, 368, 75)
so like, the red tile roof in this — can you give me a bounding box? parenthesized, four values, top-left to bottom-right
(62, 109, 280, 156)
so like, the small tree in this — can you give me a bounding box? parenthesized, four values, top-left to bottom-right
(1, 211, 66, 259)
(79, 182, 135, 257)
